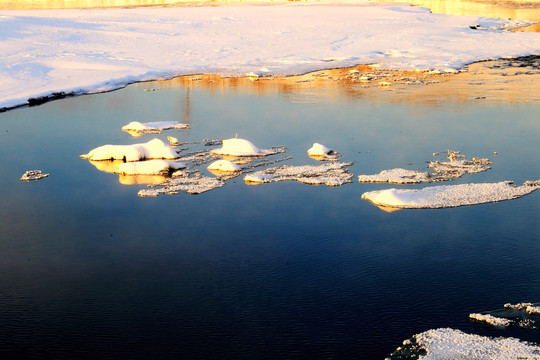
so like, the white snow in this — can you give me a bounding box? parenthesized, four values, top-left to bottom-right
(212, 138, 267, 157)
(2, 3, 540, 109)
(361, 181, 539, 209)
(394, 328, 540, 360)
(80, 138, 178, 161)
(207, 160, 241, 172)
(244, 162, 353, 186)
(19, 170, 49, 181)
(121, 121, 190, 134)
(358, 168, 430, 184)
(138, 172, 225, 196)
(115, 159, 186, 175)
(469, 313, 513, 328)
(307, 143, 333, 156)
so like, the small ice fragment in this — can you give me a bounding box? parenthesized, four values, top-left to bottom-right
(212, 138, 263, 157)
(307, 143, 333, 156)
(80, 138, 178, 162)
(121, 121, 190, 135)
(378, 81, 391, 86)
(358, 168, 430, 184)
(469, 313, 513, 328)
(167, 136, 179, 146)
(20, 170, 49, 181)
(207, 160, 241, 172)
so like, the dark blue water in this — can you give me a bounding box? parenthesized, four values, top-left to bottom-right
(0, 79, 538, 359)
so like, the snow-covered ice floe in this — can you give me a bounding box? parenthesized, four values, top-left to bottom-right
(212, 138, 284, 157)
(469, 313, 513, 328)
(20, 170, 49, 181)
(115, 160, 186, 176)
(307, 143, 340, 161)
(121, 121, 190, 135)
(361, 181, 539, 209)
(387, 328, 540, 360)
(80, 138, 178, 161)
(358, 150, 490, 184)
(244, 162, 353, 187)
(207, 160, 241, 172)
(469, 302, 540, 330)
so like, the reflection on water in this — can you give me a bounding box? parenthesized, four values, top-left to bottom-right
(375, 0, 540, 22)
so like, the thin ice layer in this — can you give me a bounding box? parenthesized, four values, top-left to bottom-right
(244, 162, 353, 186)
(361, 181, 539, 209)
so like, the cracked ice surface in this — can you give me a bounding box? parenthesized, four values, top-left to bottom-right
(244, 162, 353, 187)
(358, 150, 491, 184)
(361, 181, 539, 209)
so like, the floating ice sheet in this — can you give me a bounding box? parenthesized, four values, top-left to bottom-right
(358, 150, 490, 184)
(387, 328, 540, 360)
(307, 143, 341, 161)
(138, 172, 225, 196)
(361, 181, 539, 209)
(80, 138, 178, 162)
(244, 162, 353, 187)
(20, 170, 49, 181)
(122, 121, 190, 135)
(469, 313, 513, 328)
(469, 302, 540, 330)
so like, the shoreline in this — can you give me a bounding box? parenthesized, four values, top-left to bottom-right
(2, 54, 538, 113)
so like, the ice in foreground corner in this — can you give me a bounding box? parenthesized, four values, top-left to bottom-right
(362, 181, 539, 209)
(387, 328, 540, 360)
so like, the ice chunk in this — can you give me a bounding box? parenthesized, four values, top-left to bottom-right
(80, 138, 178, 162)
(20, 170, 49, 181)
(469, 313, 513, 328)
(361, 181, 539, 209)
(121, 121, 190, 135)
(307, 143, 333, 156)
(115, 160, 186, 175)
(212, 138, 263, 157)
(358, 168, 430, 184)
(139, 173, 224, 196)
(207, 160, 241, 172)
(244, 162, 353, 187)
(387, 328, 540, 360)
(167, 136, 179, 146)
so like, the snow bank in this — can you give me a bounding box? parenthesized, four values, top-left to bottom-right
(207, 160, 241, 172)
(121, 121, 190, 135)
(2, 3, 540, 109)
(244, 162, 353, 186)
(115, 160, 186, 175)
(20, 170, 49, 181)
(361, 181, 539, 209)
(389, 328, 540, 360)
(80, 138, 178, 161)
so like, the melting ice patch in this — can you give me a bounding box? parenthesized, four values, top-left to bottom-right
(358, 150, 490, 184)
(244, 162, 353, 187)
(80, 138, 178, 162)
(387, 328, 540, 360)
(121, 121, 190, 136)
(361, 181, 539, 209)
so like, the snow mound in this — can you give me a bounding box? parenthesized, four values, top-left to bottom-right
(20, 170, 49, 181)
(358, 168, 430, 184)
(358, 150, 490, 184)
(115, 160, 186, 175)
(80, 138, 178, 162)
(307, 143, 340, 161)
(207, 160, 241, 172)
(361, 181, 539, 209)
(212, 138, 263, 157)
(121, 121, 190, 135)
(469, 313, 513, 328)
(388, 328, 540, 360)
(244, 162, 353, 187)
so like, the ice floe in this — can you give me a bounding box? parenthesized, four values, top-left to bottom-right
(469, 302, 540, 330)
(387, 328, 540, 360)
(138, 171, 224, 196)
(505, 303, 540, 316)
(167, 136, 180, 146)
(307, 143, 341, 161)
(361, 181, 539, 209)
(121, 121, 190, 135)
(80, 138, 178, 162)
(244, 162, 353, 187)
(115, 160, 186, 176)
(20, 170, 49, 181)
(212, 137, 285, 158)
(207, 160, 241, 172)
(358, 150, 490, 184)
(469, 313, 513, 328)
